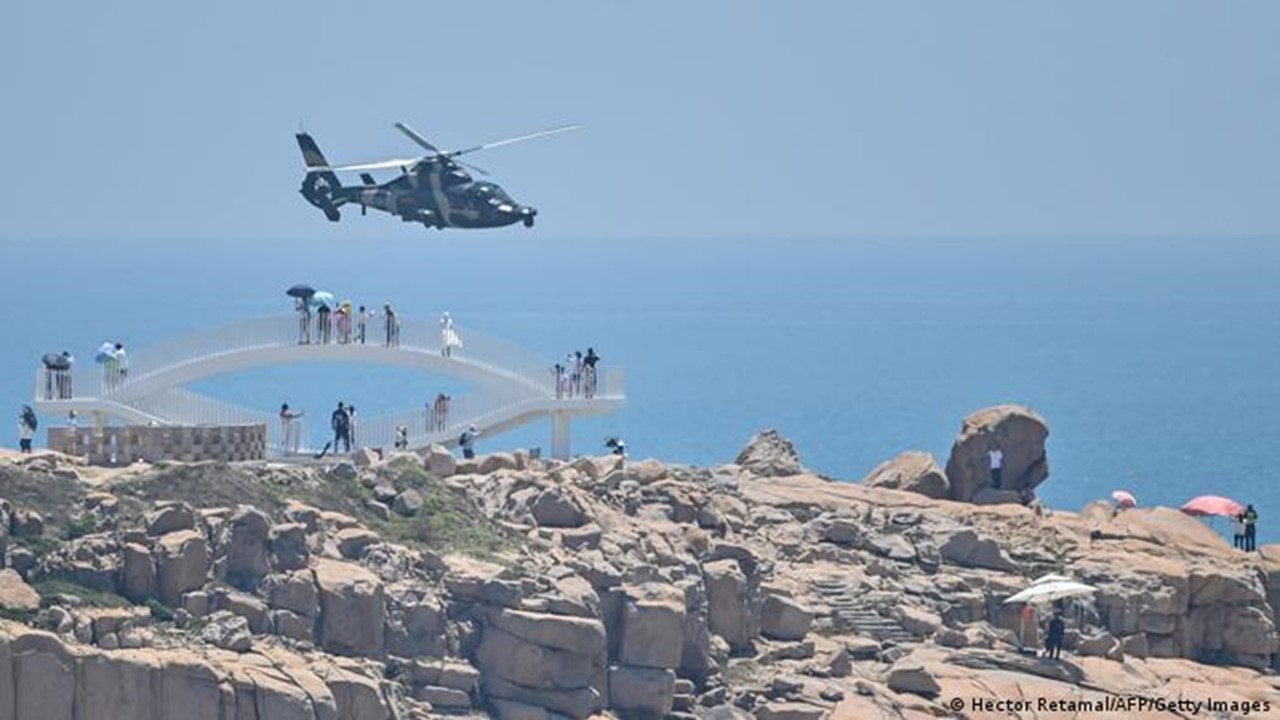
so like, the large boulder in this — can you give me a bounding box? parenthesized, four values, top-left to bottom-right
(264, 570, 319, 618)
(486, 608, 607, 657)
(475, 625, 603, 689)
(269, 522, 310, 571)
(314, 559, 385, 657)
(529, 487, 587, 528)
(619, 584, 685, 669)
(155, 530, 209, 607)
(0, 569, 39, 612)
(944, 404, 1049, 502)
(145, 502, 196, 536)
(120, 543, 155, 603)
(862, 452, 949, 499)
(759, 594, 813, 642)
(608, 665, 675, 716)
(424, 444, 456, 478)
(703, 559, 753, 651)
(938, 529, 1019, 573)
(221, 506, 271, 590)
(734, 429, 805, 478)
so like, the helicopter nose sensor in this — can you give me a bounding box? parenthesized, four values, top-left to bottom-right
(521, 206, 536, 228)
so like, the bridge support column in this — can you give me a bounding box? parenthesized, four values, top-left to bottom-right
(550, 411, 571, 460)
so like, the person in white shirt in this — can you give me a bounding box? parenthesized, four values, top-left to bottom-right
(988, 447, 1004, 489)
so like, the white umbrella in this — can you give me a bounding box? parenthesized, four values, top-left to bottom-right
(1031, 574, 1074, 586)
(1003, 581, 1097, 605)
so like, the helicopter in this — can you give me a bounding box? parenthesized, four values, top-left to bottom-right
(295, 122, 578, 230)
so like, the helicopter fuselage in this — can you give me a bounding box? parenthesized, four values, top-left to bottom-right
(300, 152, 537, 229)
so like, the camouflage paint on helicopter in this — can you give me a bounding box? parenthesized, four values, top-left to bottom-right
(295, 122, 578, 230)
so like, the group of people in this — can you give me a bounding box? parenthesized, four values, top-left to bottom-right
(296, 298, 392, 346)
(295, 301, 468, 355)
(553, 347, 601, 399)
(100, 342, 129, 387)
(41, 351, 75, 400)
(1234, 505, 1260, 551)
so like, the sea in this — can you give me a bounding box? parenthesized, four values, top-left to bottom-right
(4, 236, 1277, 544)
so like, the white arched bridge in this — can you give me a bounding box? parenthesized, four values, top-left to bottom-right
(32, 314, 624, 459)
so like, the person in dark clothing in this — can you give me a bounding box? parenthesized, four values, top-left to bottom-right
(330, 402, 351, 453)
(57, 351, 74, 399)
(582, 347, 600, 398)
(384, 304, 399, 347)
(18, 406, 37, 453)
(1045, 612, 1065, 660)
(317, 303, 332, 344)
(459, 424, 479, 459)
(1243, 505, 1259, 552)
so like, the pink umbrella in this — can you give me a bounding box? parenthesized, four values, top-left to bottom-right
(1111, 490, 1137, 508)
(1180, 495, 1244, 518)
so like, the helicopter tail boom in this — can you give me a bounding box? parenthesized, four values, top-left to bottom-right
(296, 133, 344, 222)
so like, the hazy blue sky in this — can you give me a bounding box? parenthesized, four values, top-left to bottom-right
(2, 1, 1277, 240)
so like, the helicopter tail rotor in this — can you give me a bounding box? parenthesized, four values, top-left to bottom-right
(296, 133, 344, 222)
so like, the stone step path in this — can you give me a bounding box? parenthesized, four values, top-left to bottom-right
(811, 576, 916, 644)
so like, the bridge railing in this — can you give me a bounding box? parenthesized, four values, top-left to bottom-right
(42, 314, 569, 400)
(347, 387, 543, 451)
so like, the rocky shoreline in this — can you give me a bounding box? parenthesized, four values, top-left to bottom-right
(0, 405, 1277, 719)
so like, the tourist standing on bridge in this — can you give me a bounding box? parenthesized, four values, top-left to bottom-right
(357, 305, 371, 344)
(440, 311, 461, 357)
(553, 363, 566, 399)
(384, 304, 400, 347)
(317, 302, 332, 344)
(331, 402, 351, 453)
(296, 298, 312, 344)
(113, 344, 128, 383)
(279, 403, 304, 454)
(336, 302, 352, 344)
(583, 348, 600, 399)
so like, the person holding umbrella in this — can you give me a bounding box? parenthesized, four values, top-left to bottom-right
(287, 283, 316, 344)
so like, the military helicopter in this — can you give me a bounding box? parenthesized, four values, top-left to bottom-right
(295, 122, 578, 230)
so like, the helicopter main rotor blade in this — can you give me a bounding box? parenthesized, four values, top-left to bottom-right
(330, 158, 422, 172)
(445, 124, 582, 159)
(394, 122, 442, 154)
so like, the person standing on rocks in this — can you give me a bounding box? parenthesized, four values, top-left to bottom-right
(1243, 504, 1258, 552)
(17, 405, 37, 453)
(1045, 611, 1065, 660)
(1233, 513, 1246, 550)
(459, 424, 480, 459)
(988, 445, 1005, 489)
